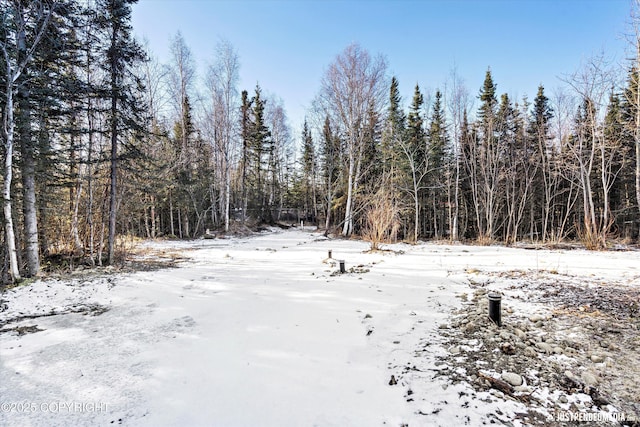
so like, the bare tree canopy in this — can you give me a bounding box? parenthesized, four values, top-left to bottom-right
(315, 43, 388, 236)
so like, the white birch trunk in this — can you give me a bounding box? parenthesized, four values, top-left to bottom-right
(2, 89, 21, 281)
(342, 151, 355, 236)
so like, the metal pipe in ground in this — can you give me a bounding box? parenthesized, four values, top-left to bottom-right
(488, 293, 502, 326)
(328, 250, 332, 259)
(339, 260, 346, 274)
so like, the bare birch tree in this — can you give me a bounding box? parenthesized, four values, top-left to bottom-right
(206, 39, 239, 232)
(167, 31, 196, 237)
(397, 137, 431, 242)
(316, 44, 387, 236)
(266, 95, 292, 220)
(564, 57, 619, 248)
(140, 45, 169, 238)
(550, 88, 580, 241)
(445, 68, 471, 241)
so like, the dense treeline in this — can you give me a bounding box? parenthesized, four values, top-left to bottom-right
(1, 0, 639, 283)
(314, 52, 639, 249)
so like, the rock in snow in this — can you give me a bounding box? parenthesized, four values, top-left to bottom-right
(581, 372, 599, 386)
(501, 372, 524, 387)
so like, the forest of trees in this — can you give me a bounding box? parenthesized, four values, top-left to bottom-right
(2, 0, 640, 284)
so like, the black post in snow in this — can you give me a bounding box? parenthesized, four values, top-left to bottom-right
(488, 293, 502, 326)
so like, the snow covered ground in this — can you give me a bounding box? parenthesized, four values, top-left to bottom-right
(1, 228, 638, 426)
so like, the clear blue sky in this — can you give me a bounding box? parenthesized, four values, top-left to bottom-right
(132, 0, 631, 136)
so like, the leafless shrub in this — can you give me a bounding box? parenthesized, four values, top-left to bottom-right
(362, 188, 400, 251)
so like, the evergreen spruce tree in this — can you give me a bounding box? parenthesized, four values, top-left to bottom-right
(530, 86, 553, 141)
(497, 93, 516, 162)
(321, 116, 340, 234)
(603, 91, 631, 233)
(17, 1, 81, 276)
(497, 93, 516, 240)
(240, 89, 252, 222)
(478, 69, 498, 127)
(361, 105, 383, 189)
(381, 76, 405, 175)
(95, 0, 146, 264)
(249, 85, 272, 222)
(622, 67, 640, 234)
(528, 85, 554, 241)
(403, 83, 428, 240)
(406, 84, 426, 154)
(376, 77, 405, 237)
(172, 93, 197, 237)
(428, 90, 448, 170)
(427, 90, 449, 238)
(301, 119, 315, 218)
(475, 69, 500, 240)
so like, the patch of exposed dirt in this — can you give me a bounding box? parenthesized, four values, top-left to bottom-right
(35, 246, 191, 283)
(123, 247, 191, 272)
(0, 303, 109, 333)
(0, 324, 44, 335)
(329, 262, 372, 276)
(363, 248, 406, 255)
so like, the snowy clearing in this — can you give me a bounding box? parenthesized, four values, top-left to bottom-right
(1, 229, 639, 426)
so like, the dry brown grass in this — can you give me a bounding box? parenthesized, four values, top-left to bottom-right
(475, 233, 494, 246)
(576, 224, 606, 250)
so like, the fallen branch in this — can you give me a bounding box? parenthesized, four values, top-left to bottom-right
(479, 372, 514, 395)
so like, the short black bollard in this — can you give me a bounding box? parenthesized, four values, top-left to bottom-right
(328, 250, 332, 259)
(339, 260, 346, 274)
(488, 293, 502, 326)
